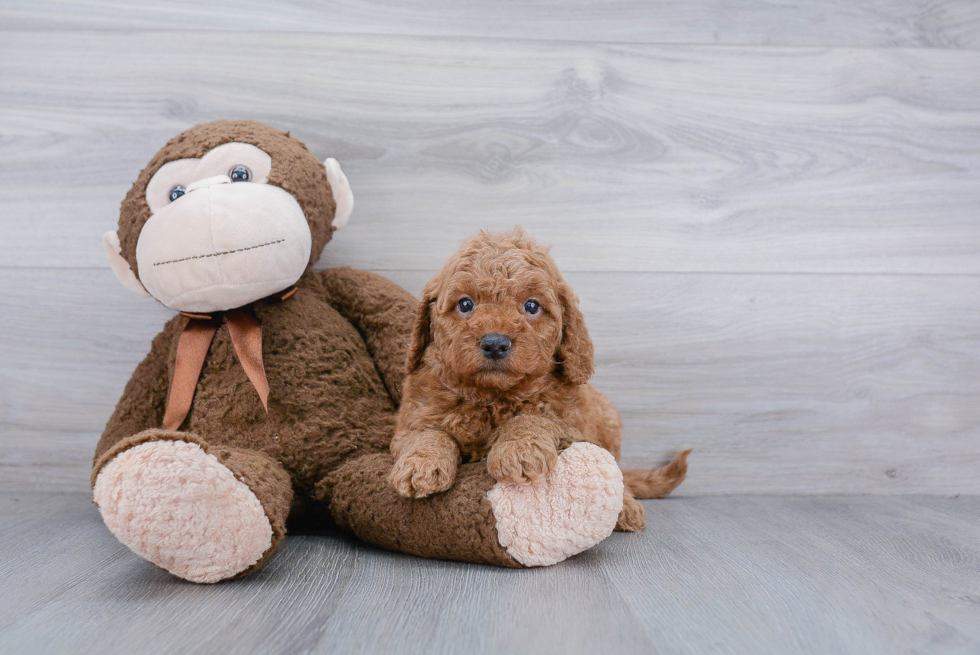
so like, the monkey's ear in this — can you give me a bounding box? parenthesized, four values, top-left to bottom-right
(324, 158, 353, 230)
(103, 230, 149, 297)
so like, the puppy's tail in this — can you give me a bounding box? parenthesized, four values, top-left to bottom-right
(623, 449, 691, 499)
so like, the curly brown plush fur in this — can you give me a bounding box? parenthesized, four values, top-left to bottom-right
(391, 228, 690, 531)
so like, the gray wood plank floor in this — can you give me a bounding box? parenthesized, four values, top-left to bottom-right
(2, 493, 979, 655)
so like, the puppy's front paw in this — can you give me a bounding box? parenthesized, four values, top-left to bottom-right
(487, 439, 558, 484)
(389, 453, 456, 499)
(615, 494, 646, 532)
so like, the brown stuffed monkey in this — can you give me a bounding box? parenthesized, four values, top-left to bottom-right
(93, 120, 625, 583)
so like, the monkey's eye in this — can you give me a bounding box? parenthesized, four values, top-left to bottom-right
(524, 299, 541, 316)
(457, 297, 475, 315)
(168, 186, 186, 203)
(229, 165, 251, 182)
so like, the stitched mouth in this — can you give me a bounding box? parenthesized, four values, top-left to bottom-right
(154, 239, 285, 267)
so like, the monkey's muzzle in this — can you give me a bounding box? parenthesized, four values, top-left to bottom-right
(135, 180, 312, 313)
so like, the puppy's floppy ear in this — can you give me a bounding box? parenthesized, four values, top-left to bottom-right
(556, 281, 594, 385)
(407, 280, 438, 374)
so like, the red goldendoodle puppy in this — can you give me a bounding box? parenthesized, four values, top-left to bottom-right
(389, 228, 690, 531)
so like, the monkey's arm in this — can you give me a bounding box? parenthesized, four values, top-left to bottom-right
(309, 267, 417, 405)
(93, 316, 180, 466)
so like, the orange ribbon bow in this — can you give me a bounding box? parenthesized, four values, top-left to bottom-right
(162, 287, 296, 431)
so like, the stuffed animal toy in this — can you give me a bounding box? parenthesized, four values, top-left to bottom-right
(92, 120, 629, 583)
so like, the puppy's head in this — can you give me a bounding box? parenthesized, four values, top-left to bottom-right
(408, 228, 593, 390)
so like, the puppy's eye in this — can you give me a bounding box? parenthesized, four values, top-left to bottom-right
(229, 165, 251, 182)
(524, 299, 541, 316)
(457, 297, 475, 314)
(168, 186, 186, 202)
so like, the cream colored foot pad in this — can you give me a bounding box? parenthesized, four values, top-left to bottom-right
(94, 440, 272, 583)
(488, 442, 624, 567)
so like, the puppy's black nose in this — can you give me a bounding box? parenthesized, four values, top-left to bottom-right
(480, 333, 512, 361)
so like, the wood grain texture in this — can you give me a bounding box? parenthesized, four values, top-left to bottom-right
(3, 14, 980, 496)
(603, 495, 980, 654)
(4, 268, 979, 495)
(2, 32, 980, 274)
(2, 493, 979, 655)
(2, 1, 980, 49)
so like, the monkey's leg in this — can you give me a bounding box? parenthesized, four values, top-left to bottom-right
(92, 429, 292, 583)
(322, 442, 624, 567)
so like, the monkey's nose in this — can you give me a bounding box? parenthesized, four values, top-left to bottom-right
(186, 175, 232, 193)
(480, 333, 512, 361)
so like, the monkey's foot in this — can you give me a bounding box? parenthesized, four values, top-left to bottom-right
(487, 442, 623, 566)
(93, 439, 273, 583)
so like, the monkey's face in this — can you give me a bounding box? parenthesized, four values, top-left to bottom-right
(104, 121, 352, 313)
(137, 143, 311, 312)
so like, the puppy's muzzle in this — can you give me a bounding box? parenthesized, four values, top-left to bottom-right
(480, 333, 512, 361)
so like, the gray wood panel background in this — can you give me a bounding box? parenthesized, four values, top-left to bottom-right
(2, 1, 980, 48)
(2, 3, 979, 494)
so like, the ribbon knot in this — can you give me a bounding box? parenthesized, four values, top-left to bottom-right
(162, 287, 296, 431)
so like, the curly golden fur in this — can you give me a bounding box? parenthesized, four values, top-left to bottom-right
(391, 228, 690, 531)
